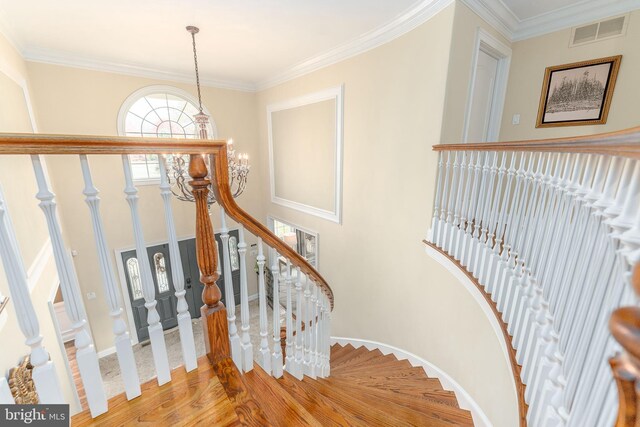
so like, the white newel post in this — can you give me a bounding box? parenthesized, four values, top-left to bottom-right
(293, 266, 304, 379)
(219, 208, 242, 369)
(122, 155, 171, 386)
(429, 152, 444, 243)
(0, 187, 63, 404)
(284, 260, 294, 372)
(237, 225, 253, 372)
(32, 155, 108, 417)
(256, 239, 271, 374)
(80, 155, 141, 400)
(158, 158, 197, 373)
(271, 250, 284, 378)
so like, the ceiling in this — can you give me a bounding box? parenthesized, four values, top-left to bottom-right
(0, 0, 636, 90)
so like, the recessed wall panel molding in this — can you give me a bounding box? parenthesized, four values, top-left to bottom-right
(267, 85, 344, 223)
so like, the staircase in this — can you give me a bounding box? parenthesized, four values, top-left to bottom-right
(71, 344, 473, 426)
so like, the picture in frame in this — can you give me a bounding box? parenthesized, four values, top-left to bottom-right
(536, 55, 621, 128)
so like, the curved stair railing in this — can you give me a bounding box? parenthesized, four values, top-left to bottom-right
(0, 133, 333, 418)
(426, 127, 640, 427)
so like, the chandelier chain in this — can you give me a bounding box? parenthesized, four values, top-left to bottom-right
(190, 31, 204, 114)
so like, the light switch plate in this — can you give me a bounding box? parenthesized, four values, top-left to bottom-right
(512, 114, 520, 125)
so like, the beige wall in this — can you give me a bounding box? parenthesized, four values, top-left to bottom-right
(256, 4, 517, 426)
(26, 62, 263, 353)
(0, 32, 79, 412)
(500, 9, 640, 141)
(271, 99, 336, 211)
(441, 2, 511, 144)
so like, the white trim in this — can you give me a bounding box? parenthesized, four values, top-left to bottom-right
(462, 0, 640, 42)
(257, 0, 454, 89)
(460, 0, 518, 40)
(331, 336, 493, 427)
(513, 0, 640, 41)
(0, 47, 38, 132)
(267, 85, 344, 224)
(424, 244, 514, 384)
(116, 84, 218, 139)
(22, 48, 257, 92)
(462, 28, 512, 143)
(267, 215, 320, 270)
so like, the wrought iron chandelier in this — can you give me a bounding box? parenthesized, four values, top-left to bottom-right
(164, 25, 250, 205)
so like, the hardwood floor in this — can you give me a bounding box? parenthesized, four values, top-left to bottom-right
(72, 344, 474, 426)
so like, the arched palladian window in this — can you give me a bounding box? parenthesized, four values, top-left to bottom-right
(117, 85, 216, 182)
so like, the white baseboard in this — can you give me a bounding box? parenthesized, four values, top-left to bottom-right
(331, 336, 493, 427)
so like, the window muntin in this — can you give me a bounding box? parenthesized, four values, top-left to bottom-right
(119, 88, 214, 181)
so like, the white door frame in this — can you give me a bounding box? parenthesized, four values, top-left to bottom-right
(462, 28, 512, 143)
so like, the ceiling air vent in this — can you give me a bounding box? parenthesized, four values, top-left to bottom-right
(570, 15, 628, 47)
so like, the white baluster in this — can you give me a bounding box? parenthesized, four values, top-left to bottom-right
(158, 157, 197, 373)
(33, 155, 107, 417)
(451, 152, 468, 257)
(314, 285, 323, 374)
(284, 260, 294, 372)
(219, 208, 242, 369)
(304, 278, 315, 378)
(292, 266, 304, 379)
(237, 225, 253, 372)
(0, 187, 63, 404)
(442, 151, 461, 254)
(429, 152, 444, 243)
(436, 152, 452, 247)
(256, 239, 271, 374)
(324, 294, 332, 377)
(456, 152, 475, 262)
(80, 155, 141, 399)
(122, 155, 171, 386)
(309, 284, 318, 378)
(271, 251, 284, 378)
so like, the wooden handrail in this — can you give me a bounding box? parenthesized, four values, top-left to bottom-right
(0, 132, 226, 154)
(210, 148, 334, 311)
(433, 125, 640, 159)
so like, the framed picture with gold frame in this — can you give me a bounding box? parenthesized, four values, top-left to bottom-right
(536, 55, 622, 128)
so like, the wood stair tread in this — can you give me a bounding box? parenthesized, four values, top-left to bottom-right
(298, 372, 466, 427)
(329, 348, 388, 370)
(321, 376, 463, 411)
(276, 372, 369, 426)
(240, 365, 322, 427)
(212, 358, 270, 426)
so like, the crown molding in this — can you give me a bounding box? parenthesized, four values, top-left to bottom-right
(463, 0, 640, 42)
(256, 0, 455, 90)
(21, 47, 258, 92)
(513, 0, 640, 41)
(460, 0, 518, 40)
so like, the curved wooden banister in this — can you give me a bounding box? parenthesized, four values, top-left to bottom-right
(0, 132, 335, 311)
(209, 148, 334, 311)
(0, 132, 226, 154)
(433, 125, 640, 159)
(610, 264, 640, 427)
